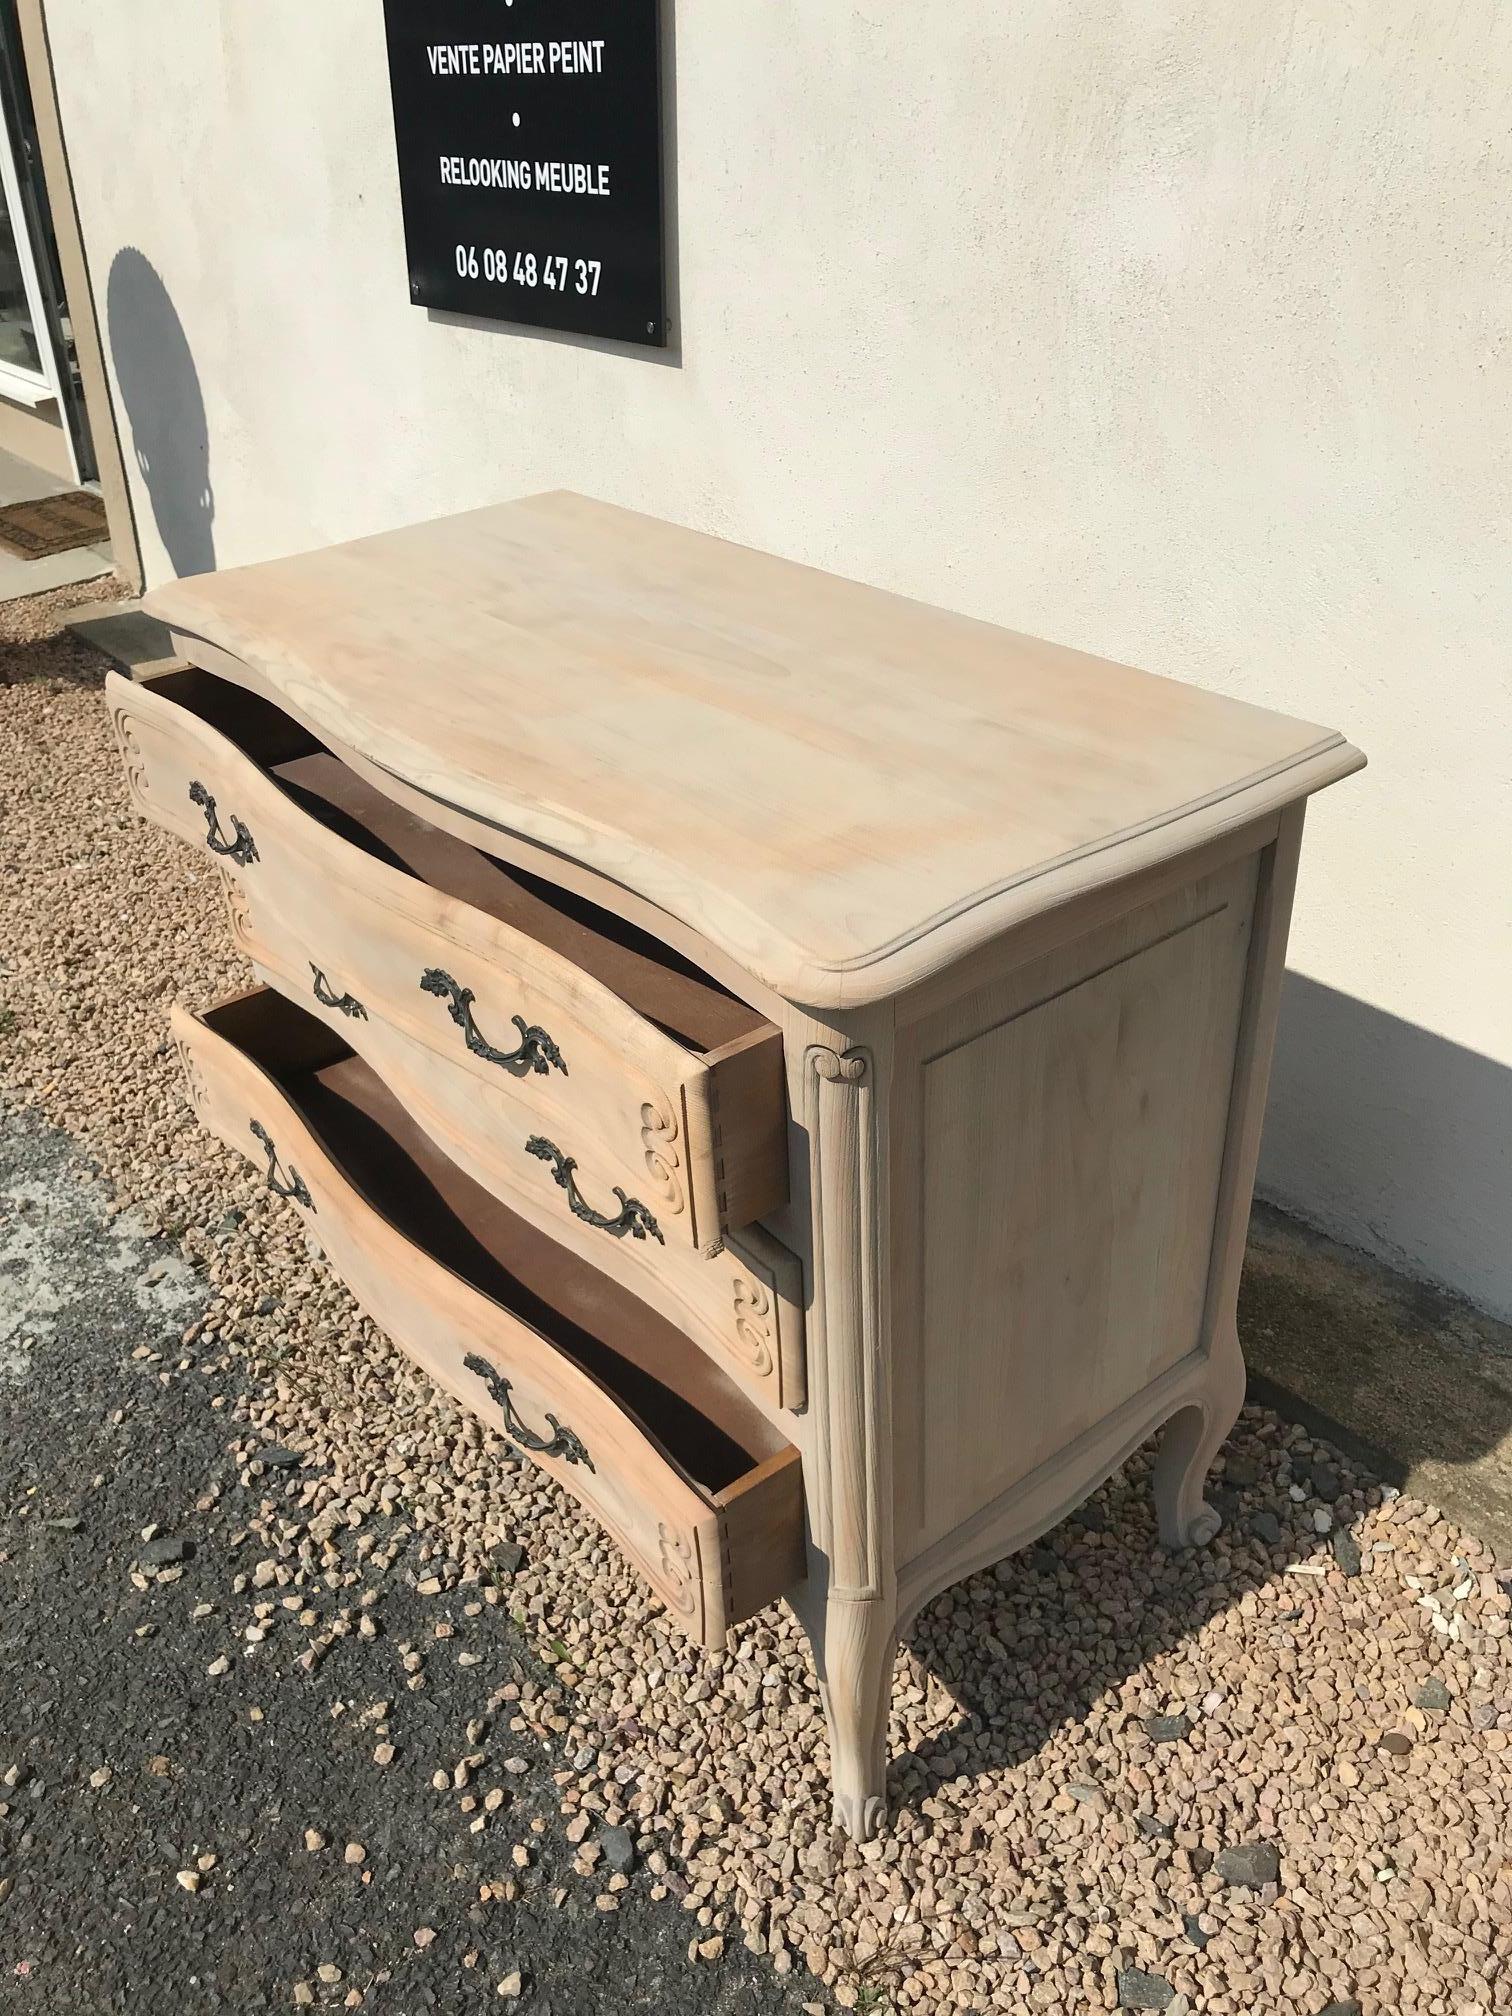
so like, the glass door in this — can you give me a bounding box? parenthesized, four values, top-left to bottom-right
(0, 78, 55, 404)
(0, 0, 92, 476)
(0, 113, 49, 393)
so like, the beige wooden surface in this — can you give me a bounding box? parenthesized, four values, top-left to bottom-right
(173, 990, 803, 1649)
(108, 668, 787, 1249)
(245, 938, 809, 1417)
(894, 853, 1258, 1560)
(110, 661, 808, 1411)
(110, 505, 1369, 1843)
(144, 491, 1365, 1007)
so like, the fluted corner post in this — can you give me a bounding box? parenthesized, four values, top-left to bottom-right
(802, 1043, 897, 1840)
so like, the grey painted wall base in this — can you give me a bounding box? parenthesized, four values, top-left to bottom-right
(1241, 1201, 1512, 1557)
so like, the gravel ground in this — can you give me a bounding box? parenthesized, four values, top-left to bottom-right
(0, 1101, 815, 2016)
(2, 582, 1510, 2016)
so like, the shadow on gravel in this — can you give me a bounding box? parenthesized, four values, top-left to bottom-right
(889, 1411, 1373, 1819)
(0, 595, 118, 688)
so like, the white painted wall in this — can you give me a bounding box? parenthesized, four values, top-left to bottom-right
(45, 1, 1512, 1315)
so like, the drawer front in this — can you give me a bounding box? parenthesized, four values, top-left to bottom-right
(250, 934, 807, 1412)
(108, 670, 786, 1252)
(172, 996, 802, 1648)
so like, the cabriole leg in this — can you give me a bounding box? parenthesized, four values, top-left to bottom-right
(1152, 1324, 1246, 1548)
(816, 1593, 896, 1841)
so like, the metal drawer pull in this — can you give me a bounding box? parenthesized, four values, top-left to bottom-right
(250, 1120, 313, 1209)
(188, 780, 259, 866)
(310, 963, 368, 1020)
(420, 967, 567, 1077)
(464, 1353, 594, 1470)
(525, 1134, 664, 1244)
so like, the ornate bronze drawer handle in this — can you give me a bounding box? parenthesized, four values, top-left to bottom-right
(525, 1134, 664, 1244)
(249, 1120, 313, 1209)
(419, 968, 567, 1077)
(310, 963, 368, 1020)
(188, 780, 259, 866)
(463, 1353, 594, 1470)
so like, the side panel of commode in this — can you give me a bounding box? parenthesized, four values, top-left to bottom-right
(891, 847, 1263, 1566)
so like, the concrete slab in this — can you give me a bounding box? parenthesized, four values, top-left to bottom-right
(62, 598, 183, 679)
(0, 444, 113, 602)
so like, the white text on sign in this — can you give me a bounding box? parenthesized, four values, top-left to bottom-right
(439, 157, 611, 196)
(426, 42, 607, 78)
(455, 246, 602, 296)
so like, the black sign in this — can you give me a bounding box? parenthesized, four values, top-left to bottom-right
(382, 0, 665, 347)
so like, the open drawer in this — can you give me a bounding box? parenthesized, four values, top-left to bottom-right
(172, 987, 806, 1647)
(109, 665, 788, 1254)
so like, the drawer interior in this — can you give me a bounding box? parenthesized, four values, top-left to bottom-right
(155, 667, 766, 1053)
(202, 989, 791, 1498)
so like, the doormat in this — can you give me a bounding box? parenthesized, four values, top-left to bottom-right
(0, 489, 109, 560)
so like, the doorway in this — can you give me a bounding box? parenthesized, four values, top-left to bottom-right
(0, 0, 93, 484)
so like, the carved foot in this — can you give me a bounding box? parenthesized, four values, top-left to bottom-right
(815, 1597, 896, 1843)
(1173, 1500, 1224, 1550)
(1152, 1335, 1245, 1552)
(832, 1790, 886, 1841)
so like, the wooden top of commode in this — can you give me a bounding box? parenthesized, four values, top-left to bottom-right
(146, 491, 1364, 1007)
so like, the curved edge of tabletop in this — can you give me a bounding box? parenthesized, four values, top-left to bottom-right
(144, 608, 1367, 1013)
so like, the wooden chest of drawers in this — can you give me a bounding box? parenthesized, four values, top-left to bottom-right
(117, 490, 1363, 1837)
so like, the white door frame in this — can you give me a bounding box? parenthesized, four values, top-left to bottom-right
(0, 52, 77, 472)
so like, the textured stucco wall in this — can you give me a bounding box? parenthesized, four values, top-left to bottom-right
(44, 1, 1512, 1314)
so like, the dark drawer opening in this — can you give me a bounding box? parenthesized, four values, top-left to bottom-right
(155, 667, 765, 1054)
(201, 989, 789, 1498)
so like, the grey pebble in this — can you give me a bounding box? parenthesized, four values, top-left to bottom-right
(1414, 1676, 1451, 1712)
(1117, 1967, 1174, 2009)
(1143, 1713, 1191, 1745)
(1251, 1510, 1283, 1546)
(1331, 1528, 1363, 1577)
(598, 1824, 636, 1874)
(1310, 1462, 1343, 1502)
(259, 1446, 302, 1471)
(44, 1516, 83, 1532)
(1216, 1841, 1281, 1889)
(138, 1535, 192, 1568)
(1182, 1913, 1210, 1950)
(492, 1541, 526, 1576)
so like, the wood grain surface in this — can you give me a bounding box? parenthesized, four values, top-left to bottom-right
(144, 492, 1365, 1006)
(173, 988, 804, 1649)
(108, 668, 788, 1250)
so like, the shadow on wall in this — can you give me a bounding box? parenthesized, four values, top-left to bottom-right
(1259, 972, 1512, 1325)
(105, 248, 214, 578)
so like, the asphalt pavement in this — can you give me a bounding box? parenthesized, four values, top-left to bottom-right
(0, 1099, 821, 2016)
